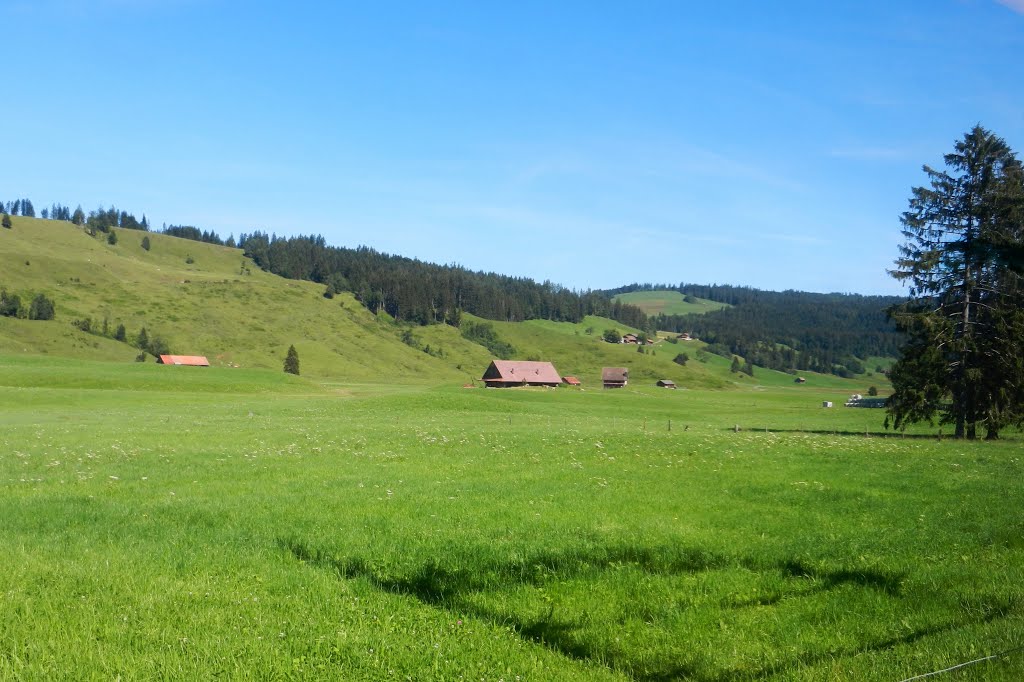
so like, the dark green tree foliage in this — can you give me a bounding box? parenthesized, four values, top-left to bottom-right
(141, 235, 151, 251)
(148, 335, 170, 357)
(163, 224, 224, 245)
(887, 126, 1024, 439)
(28, 293, 55, 320)
(2, 214, 10, 229)
(730, 356, 741, 373)
(21, 200, 34, 218)
(460, 320, 516, 359)
(137, 327, 149, 353)
(673, 352, 689, 366)
(107, 229, 118, 245)
(602, 328, 622, 343)
(115, 324, 127, 342)
(284, 345, 300, 375)
(237, 232, 648, 330)
(71, 206, 85, 225)
(86, 206, 148, 234)
(0, 289, 22, 317)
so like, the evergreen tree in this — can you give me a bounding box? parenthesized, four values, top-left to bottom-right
(141, 235, 151, 251)
(71, 206, 85, 225)
(41, 208, 49, 219)
(730, 356, 741, 373)
(11, 199, 20, 216)
(28, 293, 55, 320)
(115, 323, 127, 342)
(137, 327, 149, 352)
(21, 199, 34, 218)
(0, 289, 21, 317)
(673, 352, 689, 366)
(107, 229, 118, 245)
(1, 213, 10, 229)
(888, 126, 1024, 438)
(283, 345, 300, 375)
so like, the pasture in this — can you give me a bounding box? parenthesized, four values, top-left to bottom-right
(1, 355, 1022, 680)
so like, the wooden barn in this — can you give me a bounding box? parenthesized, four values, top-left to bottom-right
(157, 355, 210, 366)
(481, 360, 561, 387)
(656, 379, 677, 389)
(602, 367, 628, 389)
(562, 376, 581, 386)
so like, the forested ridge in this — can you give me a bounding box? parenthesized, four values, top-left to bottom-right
(236, 231, 649, 328)
(609, 283, 906, 376)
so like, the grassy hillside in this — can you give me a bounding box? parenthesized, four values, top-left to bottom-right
(0, 216, 475, 382)
(613, 289, 730, 316)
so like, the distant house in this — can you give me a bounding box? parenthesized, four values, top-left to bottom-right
(562, 376, 581, 386)
(602, 367, 628, 389)
(481, 360, 561, 388)
(656, 379, 677, 389)
(794, 377, 807, 384)
(157, 355, 210, 366)
(822, 401, 833, 408)
(677, 333, 692, 341)
(622, 333, 639, 344)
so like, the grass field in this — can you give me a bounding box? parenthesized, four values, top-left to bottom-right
(2, 355, 1022, 681)
(612, 291, 730, 316)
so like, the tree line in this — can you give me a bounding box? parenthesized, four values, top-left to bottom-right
(237, 232, 650, 329)
(0, 288, 56, 320)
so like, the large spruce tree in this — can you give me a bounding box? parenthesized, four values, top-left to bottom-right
(887, 125, 1024, 439)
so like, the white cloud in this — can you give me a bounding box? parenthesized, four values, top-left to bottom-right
(995, 0, 1024, 14)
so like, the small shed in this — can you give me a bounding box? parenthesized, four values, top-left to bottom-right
(157, 355, 210, 366)
(794, 377, 807, 384)
(602, 367, 628, 389)
(822, 401, 833, 408)
(562, 376, 581, 386)
(481, 360, 561, 388)
(657, 379, 677, 389)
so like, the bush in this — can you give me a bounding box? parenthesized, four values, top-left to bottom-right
(868, 386, 879, 396)
(602, 328, 621, 343)
(28, 293, 55, 320)
(673, 352, 689, 366)
(107, 229, 118, 245)
(141, 236, 151, 251)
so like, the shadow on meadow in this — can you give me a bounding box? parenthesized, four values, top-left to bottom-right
(274, 537, 1019, 681)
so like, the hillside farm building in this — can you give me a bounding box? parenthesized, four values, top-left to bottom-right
(562, 376, 581, 386)
(481, 360, 561, 387)
(657, 379, 677, 389)
(602, 367, 628, 389)
(157, 355, 210, 366)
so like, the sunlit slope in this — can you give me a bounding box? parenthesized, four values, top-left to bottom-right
(0, 216, 468, 382)
(613, 290, 730, 316)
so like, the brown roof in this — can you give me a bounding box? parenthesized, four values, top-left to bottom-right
(602, 367, 628, 382)
(158, 355, 210, 366)
(482, 360, 561, 385)
(657, 379, 677, 387)
(562, 376, 581, 385)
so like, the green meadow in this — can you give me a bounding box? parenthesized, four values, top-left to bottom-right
(2, 355, 1022, 681)
(612, 291, 730, 317)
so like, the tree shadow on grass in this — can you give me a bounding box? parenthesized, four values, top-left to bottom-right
(280, 537, 1013, 681)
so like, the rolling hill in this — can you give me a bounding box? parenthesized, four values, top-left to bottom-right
(1, 216, 872, 391)
(612, 290, 730, 316)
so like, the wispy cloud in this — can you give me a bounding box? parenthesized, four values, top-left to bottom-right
(829, 146, 912, 162)
(995, 0, 1024, 14)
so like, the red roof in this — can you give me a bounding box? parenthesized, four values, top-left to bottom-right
(158, 355, 210, 366)
(482, 360, 561, 386)
(562, 376, 581, 385)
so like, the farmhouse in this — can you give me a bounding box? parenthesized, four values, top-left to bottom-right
(157, 355, 210, 366)
(562, 376, 581, 386)
(622, 333, 639, 344)
(602, 367, 628, 389)
(794, 377, 807, 384)
(481, 360, 561, 387)
(656, 379, 677, 389)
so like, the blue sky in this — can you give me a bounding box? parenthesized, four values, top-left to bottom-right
(3, 0, 1023, 295)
